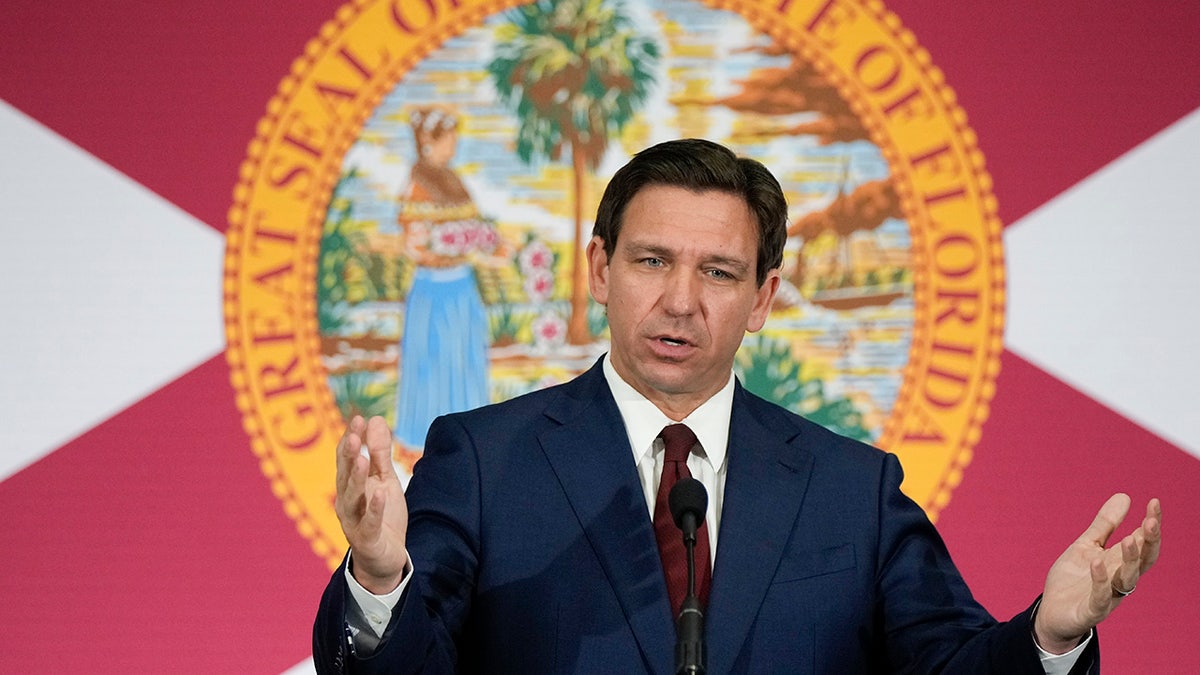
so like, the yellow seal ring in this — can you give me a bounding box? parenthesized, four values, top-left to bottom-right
(226, 0, 1002, 570)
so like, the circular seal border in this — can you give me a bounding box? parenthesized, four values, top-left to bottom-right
(225, 0, 1004, 569)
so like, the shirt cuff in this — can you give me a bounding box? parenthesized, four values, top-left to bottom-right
(1036, 630, 1093, 675)
(344, 549, 412, 639)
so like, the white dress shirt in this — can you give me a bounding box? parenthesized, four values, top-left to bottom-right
(603, 353, 731, 566)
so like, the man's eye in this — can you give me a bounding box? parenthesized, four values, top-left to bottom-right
(707, 268, 732, 280)
(642, 257, 663, 267)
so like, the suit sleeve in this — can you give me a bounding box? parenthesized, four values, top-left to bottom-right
(312, 415, 483, 674)
(873, 452, 1099, 674)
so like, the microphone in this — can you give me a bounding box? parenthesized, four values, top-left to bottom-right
(668, 478, 707, 674)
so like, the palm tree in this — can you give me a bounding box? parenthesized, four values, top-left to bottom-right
(488, 0, 659, 344)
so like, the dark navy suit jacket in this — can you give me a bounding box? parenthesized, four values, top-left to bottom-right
(314, 359, 1098, 673)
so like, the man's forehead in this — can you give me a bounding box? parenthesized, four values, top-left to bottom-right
(624, 185, 757, 227)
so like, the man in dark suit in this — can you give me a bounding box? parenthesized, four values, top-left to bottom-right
(314, 139, 1161, 673)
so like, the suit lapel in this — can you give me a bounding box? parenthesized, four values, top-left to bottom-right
(537, 362, 675, 675)
(706, 385, 814, 674)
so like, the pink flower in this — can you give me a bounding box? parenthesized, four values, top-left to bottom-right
(431, 222, 465, 256)
(462, 225, 480, 248)
(519, 240, 553, 274)
(523, 269, 555, 303)
(478, 226, 498, 252)
(531, 312, 566, 349)
(429, 220, 497, 256)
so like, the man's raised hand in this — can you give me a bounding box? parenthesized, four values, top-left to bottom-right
(334, 415, 410, 594)
(1034, 494, 1162, 654)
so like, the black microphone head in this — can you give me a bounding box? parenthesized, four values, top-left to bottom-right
(668, 477, 708, 531)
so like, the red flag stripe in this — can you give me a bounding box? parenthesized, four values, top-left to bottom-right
(0, 355, 329, 672)
(884, 0, 1200, 226)
(937, 350, 1200, 672)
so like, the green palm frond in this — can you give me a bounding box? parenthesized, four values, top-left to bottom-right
(487, 0, 659, 168)
(736, 336, 872, 442)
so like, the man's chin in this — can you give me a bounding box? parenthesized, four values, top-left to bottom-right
(615, 351, 716, 394)
(640, 366, 717, 399)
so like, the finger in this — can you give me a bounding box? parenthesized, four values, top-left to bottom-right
(364, 416, 398, 478)
(337, 418, 370, 519)
(1139, 499, 1162, 573)
(335, 415, 366, 495)
(1112, 533, 1140, 595)
(1088, 557, 1112, 616)
(359, 485, 386, 539)
(1079, 493, 1131, 547)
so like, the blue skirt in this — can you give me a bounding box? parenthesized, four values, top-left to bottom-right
(395, 266, 489, 448)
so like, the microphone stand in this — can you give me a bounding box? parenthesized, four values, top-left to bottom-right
(675, 510, 705, 674)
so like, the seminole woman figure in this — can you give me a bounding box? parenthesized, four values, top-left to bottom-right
(393, 106, 500, 455)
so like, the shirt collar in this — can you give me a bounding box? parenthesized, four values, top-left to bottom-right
(602, 353, 733, 473)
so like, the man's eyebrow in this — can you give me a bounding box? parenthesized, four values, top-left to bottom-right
(709, 255, 751, 272)
(621, 241, 672, 258)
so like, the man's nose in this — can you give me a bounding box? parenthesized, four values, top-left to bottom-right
(660, 268, 700, 316)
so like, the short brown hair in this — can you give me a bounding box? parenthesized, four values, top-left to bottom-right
(591, 138, 787, 286)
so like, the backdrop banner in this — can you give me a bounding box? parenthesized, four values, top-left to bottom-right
(1, 1, 1197, 672)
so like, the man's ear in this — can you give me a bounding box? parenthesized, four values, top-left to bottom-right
(586, 236, 610, 305)
(746, 268, 781, 333)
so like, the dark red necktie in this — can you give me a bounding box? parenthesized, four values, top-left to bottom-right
(653, 424, 712, 617)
